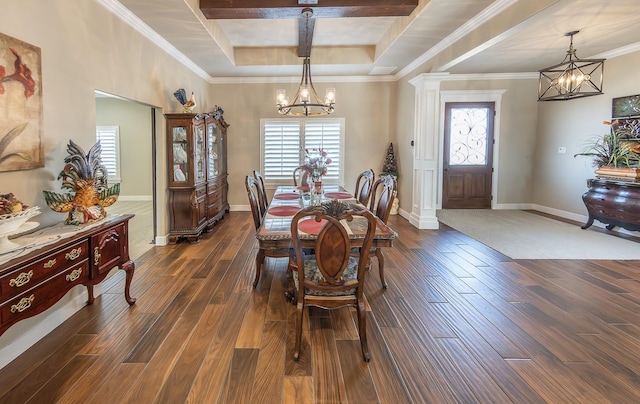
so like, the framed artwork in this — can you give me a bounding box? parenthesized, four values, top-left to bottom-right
(0, 32, 43, 172)
(612, 94, 640, 119)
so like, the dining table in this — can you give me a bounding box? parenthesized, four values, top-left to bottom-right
(255, 185, 397, 251)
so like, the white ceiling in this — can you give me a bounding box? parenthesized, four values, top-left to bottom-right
(103, 0, 640, 81)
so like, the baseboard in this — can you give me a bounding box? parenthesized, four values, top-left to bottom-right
(231, 204, 250, 212)
(493, 203, 535, 210)
(155, 235, 169, 246)
(530, 204, 636, 236)
(118, 195, 153, 201)
(398, 208, 410, 220)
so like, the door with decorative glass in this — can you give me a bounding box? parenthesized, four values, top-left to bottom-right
(442, 102, 494, 209)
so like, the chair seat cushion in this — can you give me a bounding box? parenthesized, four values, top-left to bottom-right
(292, 255, 359, 296)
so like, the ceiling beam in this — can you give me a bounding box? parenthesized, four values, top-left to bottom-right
(199, 0, 419, 19)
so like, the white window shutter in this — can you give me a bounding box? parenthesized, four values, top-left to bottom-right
(96, 125, 121, 183)
(262, 121, 301, 180)
(261, 118, 344, 185)
(304, 120, 341, 181)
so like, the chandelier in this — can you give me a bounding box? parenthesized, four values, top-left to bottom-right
(275, 8, 335, 116)
(276, 58, 335, 116)
(538, 31, 605, 101)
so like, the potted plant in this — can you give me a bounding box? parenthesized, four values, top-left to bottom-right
(574, 120, 640, 180)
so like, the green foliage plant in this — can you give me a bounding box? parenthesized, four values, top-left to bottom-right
(574, 120, 640, 168)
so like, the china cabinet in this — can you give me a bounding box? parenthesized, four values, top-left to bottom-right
(166, 110, 229, 243)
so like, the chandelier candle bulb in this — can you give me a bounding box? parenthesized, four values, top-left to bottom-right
(276, 89, 287, 105)
(300, 85, 310, 103)
(325, 88, 336, 104)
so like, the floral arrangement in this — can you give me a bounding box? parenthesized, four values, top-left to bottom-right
(303, 148, 332, 180)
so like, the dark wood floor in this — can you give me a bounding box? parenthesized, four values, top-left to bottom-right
(1, 212, 640, 403)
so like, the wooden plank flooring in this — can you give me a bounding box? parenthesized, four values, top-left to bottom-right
(1, 212, 640, 403)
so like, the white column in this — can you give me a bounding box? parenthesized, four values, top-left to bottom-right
(408, 73, 449, 229)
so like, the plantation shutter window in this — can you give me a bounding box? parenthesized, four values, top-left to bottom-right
(261, 118, 344, 185)
(96, 125, 121, 183)
(303, 120, 341, 181)
(262, 121, 301, 180)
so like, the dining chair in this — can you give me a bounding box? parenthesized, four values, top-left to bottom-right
(354, 169, 375, 206)
(292, 165, 309, 187)
(289, 200, 377, 362)
(367, 174, 397, 288)
(253, 170, 268, 217)
(245, 175, 290, 288)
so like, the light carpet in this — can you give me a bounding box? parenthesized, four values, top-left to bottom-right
(436, 209, 640, 260)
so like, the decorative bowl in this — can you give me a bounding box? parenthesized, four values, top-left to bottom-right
(0, 206, 41, 235)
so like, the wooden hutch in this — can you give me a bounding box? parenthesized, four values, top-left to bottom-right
(165, 109, 229, 243)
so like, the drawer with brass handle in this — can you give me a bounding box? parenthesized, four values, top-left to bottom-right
(1, 260, 89, 324)
(0, 240, 89, 300)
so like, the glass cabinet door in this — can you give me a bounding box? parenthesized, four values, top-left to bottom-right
(172, 126, 188, 183)
(207, 122, 221, 178)
(195, 124, 206, 183)
(219, 129, 226, 176)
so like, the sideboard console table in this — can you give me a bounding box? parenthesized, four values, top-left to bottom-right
(0, 214, 136, 337)
(581, 178, 640, 232)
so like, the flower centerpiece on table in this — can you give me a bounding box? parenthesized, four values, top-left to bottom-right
(303, 148, 332, 182)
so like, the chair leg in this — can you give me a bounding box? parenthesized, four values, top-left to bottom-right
(357, 301, 370, 362)
(294, 302, 304, 361)
(253, 249, 265, 288)
(375, 248, 387, 288)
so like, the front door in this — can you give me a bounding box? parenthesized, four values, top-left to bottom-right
(442, 102, 494, 209)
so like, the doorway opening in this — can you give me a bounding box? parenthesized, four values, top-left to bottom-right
(95, 91, 158, 259)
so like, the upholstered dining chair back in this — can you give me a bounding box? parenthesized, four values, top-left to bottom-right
(289, 200, 377, 362)
(354, 169, 375, 206)
(253, 170, 268, 216)
(369, 174, 397, 224)
(245, 175, 262, 230)
(245, 174, 290, 288)
(365, 174, 397, 289)
(293, 165, 310, 187)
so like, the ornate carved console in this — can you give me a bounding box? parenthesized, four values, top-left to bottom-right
(581, 179, 640, 232)
(0, 214, 136, 337)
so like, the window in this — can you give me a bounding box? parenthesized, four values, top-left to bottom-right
(96, 125, 121, 183)
(261, 118, 344, 185)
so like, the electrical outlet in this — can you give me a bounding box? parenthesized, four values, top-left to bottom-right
(557, 147, 567, 154)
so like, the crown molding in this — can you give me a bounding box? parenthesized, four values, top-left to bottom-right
(96, 0, 213, 82)
(594, 41, 640, 60)
(396, 0, 517, 79)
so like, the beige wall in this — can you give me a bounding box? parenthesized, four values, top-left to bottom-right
(213, 80, 395, 205)
(95, 97, 153, 197)
(533, 50, 640, 216)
